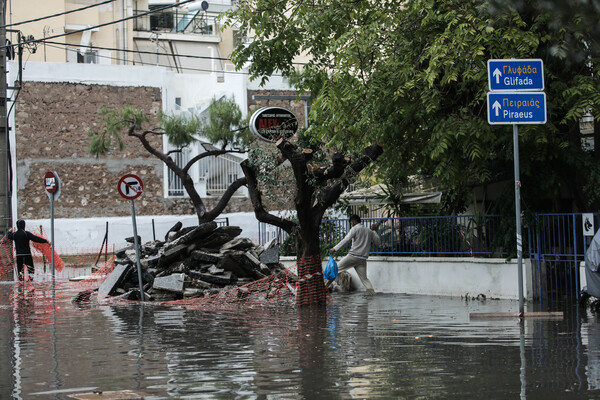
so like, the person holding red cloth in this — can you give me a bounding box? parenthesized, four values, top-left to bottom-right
(7, 219, 49, 280)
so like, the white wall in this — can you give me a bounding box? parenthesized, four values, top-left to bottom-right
(26, 211, 261, 252)
(282, 256, 532, 300)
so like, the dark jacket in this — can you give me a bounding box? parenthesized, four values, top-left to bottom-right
(7, 229, 47, 256)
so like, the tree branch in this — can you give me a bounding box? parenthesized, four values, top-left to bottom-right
(184, 148, 246, 174)
(128, 124, 208, 217)
(313, 152, 351, 183)
(241, 159, 297, 234)
(202, 176, 248, 221)
(316, 142, 384, 217)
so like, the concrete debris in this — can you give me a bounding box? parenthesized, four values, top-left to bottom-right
(153, 273, 185, 293)
(221, 237, 254, 251)
(98, 264, 130, 296)
(165, 221, 183, 241)
(102, 222, 284, 302)
(124, 235, 142, 244)
(259, 246, 279, 265)
(330, 271, 353, 293)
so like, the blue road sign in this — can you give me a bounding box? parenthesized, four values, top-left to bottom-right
(488, 59, 544, 91)
(487, 92, 546, 125)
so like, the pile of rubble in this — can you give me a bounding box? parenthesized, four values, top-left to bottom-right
(97, 221, 285, 302)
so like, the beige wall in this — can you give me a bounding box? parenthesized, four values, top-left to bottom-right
(7, 0, 66, 62)
(7, 0, 135, 65)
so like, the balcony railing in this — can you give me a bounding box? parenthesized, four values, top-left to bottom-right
(133, 5, 229, 34)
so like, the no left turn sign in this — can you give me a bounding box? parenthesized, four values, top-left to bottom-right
(118, 174, 144, 200)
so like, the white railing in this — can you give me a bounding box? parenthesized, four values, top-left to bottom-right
(168, 147, 245, 198)
(205, 153, 244, 196)
(168, 149, 189, 196)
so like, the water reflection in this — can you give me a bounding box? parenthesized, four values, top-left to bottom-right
(1, 281, 600, 399)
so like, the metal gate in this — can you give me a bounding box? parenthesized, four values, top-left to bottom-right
(528, 213, 597, 307)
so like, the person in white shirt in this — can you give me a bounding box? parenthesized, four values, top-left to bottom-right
(328, 214, 380, 295)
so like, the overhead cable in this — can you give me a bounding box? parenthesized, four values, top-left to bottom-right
(1, 0, 116, 28)
(3, 0, 199, 50)
(43, 40, 233, 62)
(42, 42, 276, 76)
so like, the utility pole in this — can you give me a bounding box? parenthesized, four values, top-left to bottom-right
(0, 0, 11, 236)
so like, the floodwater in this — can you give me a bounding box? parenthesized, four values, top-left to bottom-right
(1, 278, 599, 399)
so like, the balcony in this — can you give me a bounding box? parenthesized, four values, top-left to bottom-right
(134, 1, 235, 34)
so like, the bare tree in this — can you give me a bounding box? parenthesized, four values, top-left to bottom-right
(242, 138, 384, 306)
(88, 98, 251, 223)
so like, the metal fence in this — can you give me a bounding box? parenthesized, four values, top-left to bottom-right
(167, 149, 188, 197)
(528, 213, 597, 306)
(259, 215, 507, 257)
(258, 212, 598, 303)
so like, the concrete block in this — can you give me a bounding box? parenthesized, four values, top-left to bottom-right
(99, 264, 130, 295)
(153, 273, 186, 293)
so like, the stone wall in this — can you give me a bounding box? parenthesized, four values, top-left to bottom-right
(15, 81, 251, 220)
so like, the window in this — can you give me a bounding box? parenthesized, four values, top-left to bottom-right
(77, 50, 98, 64)
(149, 5, 175, 31)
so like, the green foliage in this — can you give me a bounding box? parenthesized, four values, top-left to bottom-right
(247, 143, 296, 208)
(87, 106, 149, 156)
(89, 101, 252, 156)
(228, 0, 600, 214)
(161, 112, 201, 148)
(201, 96, 253, 149)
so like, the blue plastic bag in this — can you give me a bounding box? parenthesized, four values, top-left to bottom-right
(324, 254, 338, 280)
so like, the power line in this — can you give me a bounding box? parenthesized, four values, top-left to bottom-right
(1, 0, 116, 28)
(3, 0, 199, 50)
(42, 41, 272, 76)
(41, 39, 309, 67)
(43, 40, 233, 62)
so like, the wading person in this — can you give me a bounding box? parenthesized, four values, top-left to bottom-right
(7, 219, 49, 281)
(328, 214, 380, 295)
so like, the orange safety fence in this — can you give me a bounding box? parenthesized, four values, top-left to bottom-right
(4, 246, 333, 310)
(0, 230, 121, 283)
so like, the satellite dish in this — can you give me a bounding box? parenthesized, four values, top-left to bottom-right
(201, 1, 209, 10)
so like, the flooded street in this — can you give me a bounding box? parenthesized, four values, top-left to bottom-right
(1, 280, 599, 399)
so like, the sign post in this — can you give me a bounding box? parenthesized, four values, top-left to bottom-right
(44, 171, 61, 278)
(118, 174, 145, 300)
(487, 58, 546, 315)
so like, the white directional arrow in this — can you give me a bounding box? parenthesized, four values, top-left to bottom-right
(492, 100, 501, 116)
(493, 68, 502, 84)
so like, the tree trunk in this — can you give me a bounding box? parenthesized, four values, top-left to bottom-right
(295, 218, 327, 307)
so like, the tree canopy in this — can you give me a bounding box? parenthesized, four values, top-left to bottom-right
(228, 0, 600, 213)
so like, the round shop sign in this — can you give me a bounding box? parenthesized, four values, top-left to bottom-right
(249, 106, 299, 142)
(118, 174, 144, 200)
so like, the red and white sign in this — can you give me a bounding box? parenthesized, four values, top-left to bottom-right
(44, 171, 58, 193)
(118, 174, 144, 200)
(44, 171, 61, 199)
